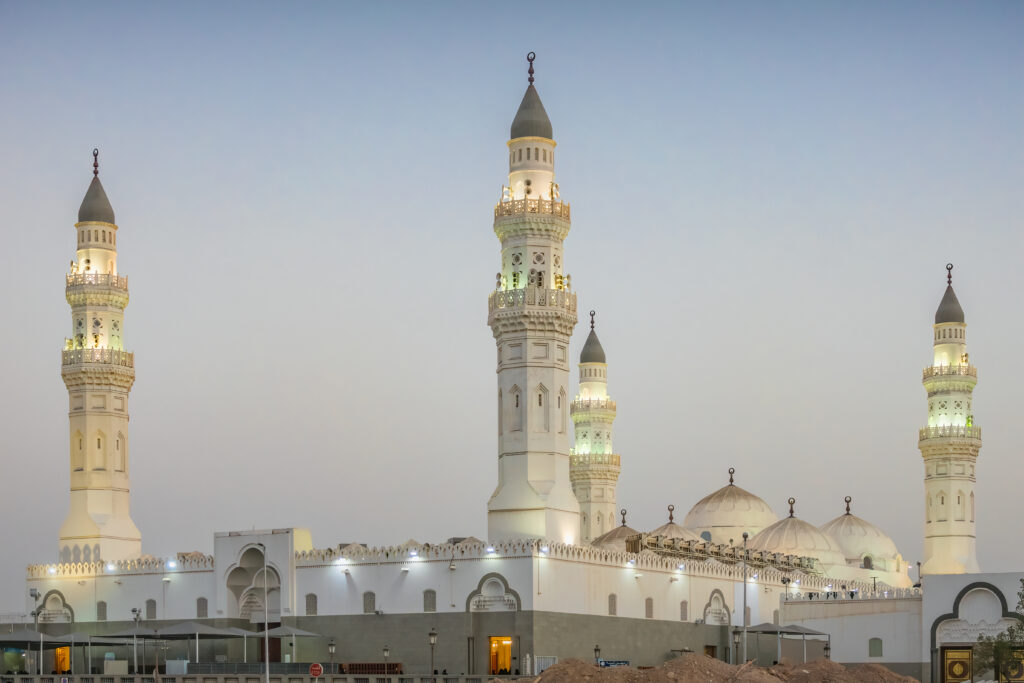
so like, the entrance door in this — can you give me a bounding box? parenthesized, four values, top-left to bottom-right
(258, 623, 282, 663)
(489, 637, 512, 675)
(943, 647, 972, 683)
(704, 646, 717, 659)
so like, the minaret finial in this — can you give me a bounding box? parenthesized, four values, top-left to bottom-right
(668, 504, 675, 523)
(92, 148, 99, 177)
(527, 52, 536, 85)
(620, 508, 627, 526)
(788, 497, 796, 518)
(590, 310, 596, 330)
(844, 495, 852, 515)
(946, 263, 953, 286)
(728, 467, 735, 485)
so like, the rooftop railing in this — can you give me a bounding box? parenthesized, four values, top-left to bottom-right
(494, 197, 570, 219)
(784, 587, 922, 602)
(62, 349, 134, 368)
(919, 425, 981, 441)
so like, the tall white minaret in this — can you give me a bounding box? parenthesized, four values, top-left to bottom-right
(58, 149, 142, 564)
(487, 54, 581, 544)
(919, 263, 980, 575)
(570, 312, 621, 543)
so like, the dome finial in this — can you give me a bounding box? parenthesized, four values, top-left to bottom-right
(728, 467, 735, 485)
(527, 52, 536, 85)
(590, 310, 596, 331)
(788, 497, 796, 518)
(92, 148, 99, 177)
(620, 508, 627, 526)
(947, 262, 953, 286)
(667, 504, 675, 523)
(844, 495, 852, 515)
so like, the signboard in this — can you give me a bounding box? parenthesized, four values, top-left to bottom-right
(599, 660, 630, 668)
(309, 663, 323, 678)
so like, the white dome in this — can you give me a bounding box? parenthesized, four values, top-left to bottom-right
(683, 469, 778, 545)
(819, 497, 902, 572)
(748, 499, 847, 570)
(591, 509, 639, 552)
(649, 505, 702, 542)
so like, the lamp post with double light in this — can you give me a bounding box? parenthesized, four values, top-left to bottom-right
(328, 639, 335, 674)
(428, 628, 437, 676)
(255, 543, 270, 683)
(383, 645, 389, 676)
(741, 531, 748, 664)
(594, 645, 601, 665)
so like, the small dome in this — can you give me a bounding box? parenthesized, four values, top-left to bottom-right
(819, 498, 901, 571)
(683, 469, 779, 545)
(935, 285, 965, 324)
(749, 503, 846, 569)
(580, 329, 606, 364)
(510, 85, 553, 140)
(649, 505, 701, 542)
(591, 509, 638, 552)
(78, 176, 115, 224)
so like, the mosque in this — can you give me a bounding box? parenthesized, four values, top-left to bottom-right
(15, 55, 1023, 682)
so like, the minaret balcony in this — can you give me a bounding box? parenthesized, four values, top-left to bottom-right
(488, 287, 577, 317)
(919, 425, 981, 442)
(570, 452, 620, 468)
(62, 348, 134, 368)
(66, 273, 128, 290)
(571, 398, 617, 413)
(922, 364, 976, 380)
(494, 197, 570, 219)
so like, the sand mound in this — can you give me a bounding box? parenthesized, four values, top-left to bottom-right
(535, 654, 916, 682)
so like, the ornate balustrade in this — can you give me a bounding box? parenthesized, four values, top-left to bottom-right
(494, 197, 570, 219)
(784, 587, 922, 602)
(919, 425, 981, 440)
(571, 398, 616, 412)
(488, 287, 576, 315)
(570, 453, 620, 467)
(923, 364, 976, 380)
(62, 349, 134, 368)
(626, 533, 820, 573)
(66, 273, 128, 290)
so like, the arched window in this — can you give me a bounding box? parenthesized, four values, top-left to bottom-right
(534, 384, 549, 432)
(305, 593, 318, 616)
(518, 149, 522, 162)
(423, 589, 436, 613)
(558, 388, 567, 433)
(608, 593, 617, 616)
(773, 609, 780, 625)
(526, 147, 530, 160)
(534, 147, 539, 160)
(543, 149, 547, 162)
(96, 601, 107, 621)
(970, 492, 975, 522)
(868, 638, 883, 657)
(72, 431, 84, 471)
(363, 591, 376, 614)
(510, 386, 522, 431)
(863, 555, 874, 569)
(645, 597, 654, 619)
(145, 599, 156, 619)
(680, 601, 688, 621)
(744, 606, 751, 626)
(196, 597, 208, 618)
(497, 389, 503, 435)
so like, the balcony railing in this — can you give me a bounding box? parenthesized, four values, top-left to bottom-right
(66, 273, 128, 290)
(571, 398, 616, 412)
(62, 349, 134, 368)
(570, 452, 620, 467)
(494, 197, 570, 219)
(919, 425, 981, 440)
(923, 364, 977, 380)
(488, 287, 576, 315)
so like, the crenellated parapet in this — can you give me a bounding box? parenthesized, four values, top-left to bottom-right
(27, 554, 213, 579)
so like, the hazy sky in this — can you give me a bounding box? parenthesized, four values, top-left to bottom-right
(1, 2, 1021, 612)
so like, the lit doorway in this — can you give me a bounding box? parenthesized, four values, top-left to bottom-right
(489, 637, 512, 675)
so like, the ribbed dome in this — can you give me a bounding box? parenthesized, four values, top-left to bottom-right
(750, 510, 847, 569)
(591, 510, 638, 552)
(819, 499, 900, 570)
(935, 285, 965, 324)
(649, 505, 701, 542)
(580, 329, 606, 363)
(78, 176, 115, 224)
(683, 470, 779, 545)
(510, 85, 553, 140)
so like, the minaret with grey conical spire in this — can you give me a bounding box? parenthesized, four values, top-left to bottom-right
(570, 311, 621, 544)
(919, 263, 980, 575)
(488, 54, 580, 543)
(59, 149, 142, 566)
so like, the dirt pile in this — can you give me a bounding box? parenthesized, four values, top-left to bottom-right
(534, 654, 917, 682)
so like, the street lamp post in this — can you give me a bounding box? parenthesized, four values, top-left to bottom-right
(741, 531, 749, 664)
(328, 639, 336, 674)
(162, 577, 171, 616)
(732, 631, 740, 665)
(428, 628, 437, 676)
(256, 543, 270, 683)
(131, 607, 141, 674)
(593, 645, 601, 665)
(383, 645, 390, 676)
(824, 642, 831, 661)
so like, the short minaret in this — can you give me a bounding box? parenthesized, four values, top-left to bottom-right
(487, 54, 581, 543)
(58, 150, 142, 564)
(919, 264, 980, 575)
(569, 311, 621, 543)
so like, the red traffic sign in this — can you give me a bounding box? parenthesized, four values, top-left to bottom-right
(309, 663, 323, 677)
